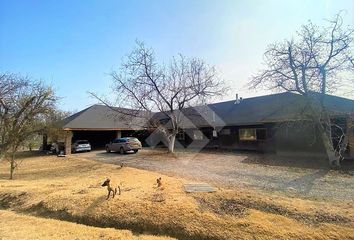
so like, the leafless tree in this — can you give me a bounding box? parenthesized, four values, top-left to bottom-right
(41, 109, 71, 148)
(95, 41, 226, 152)
(0, 73, 57, 179)
(250, 13, 354, 166)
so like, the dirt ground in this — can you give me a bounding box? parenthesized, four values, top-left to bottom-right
(79, 149, 354, 201)
(0, 152, 353, 239)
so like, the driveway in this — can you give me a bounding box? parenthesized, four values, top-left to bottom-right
(76, 149, 354, 201)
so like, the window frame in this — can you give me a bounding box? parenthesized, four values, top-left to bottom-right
(238, 128, 267, 141)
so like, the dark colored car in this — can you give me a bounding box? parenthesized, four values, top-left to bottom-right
(105, 137, 142, 154)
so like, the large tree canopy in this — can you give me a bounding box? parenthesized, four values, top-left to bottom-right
(0, 73, 57, 179)
(252, 13, 353, 96)
(94, 41, 227, 152)
(250, 13, 354, 166)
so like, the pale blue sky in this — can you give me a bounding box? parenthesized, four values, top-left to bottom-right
(1, 0, 353, 111)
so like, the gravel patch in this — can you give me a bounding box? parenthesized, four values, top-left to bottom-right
(77, 149, 354, 201)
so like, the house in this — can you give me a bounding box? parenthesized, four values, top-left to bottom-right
(61, 92, 354, 158)
(61, 105, 150, 154)
(168, 92, 354, 158)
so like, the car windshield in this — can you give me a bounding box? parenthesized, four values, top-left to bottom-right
(127, 138, 139, 142)
(77, 140, 89, 144)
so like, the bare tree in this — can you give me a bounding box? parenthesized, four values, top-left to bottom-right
(97, 41, 226, 152)
(0, 73, 57, 179)
(42, 109, 71, 148)
(251, 13, 354, 166)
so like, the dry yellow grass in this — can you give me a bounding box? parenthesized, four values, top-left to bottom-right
(0, 210, 175, 240)
(0, 153, 353, 239)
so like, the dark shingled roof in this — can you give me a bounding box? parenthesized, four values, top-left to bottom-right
(63, 105, 150, 130)
(207, 92, 354, 126)
(63, 93, 354, 130)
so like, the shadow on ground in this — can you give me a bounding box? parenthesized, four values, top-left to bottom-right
(241, 152, 354, 171)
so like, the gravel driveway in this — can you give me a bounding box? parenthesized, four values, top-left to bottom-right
(77, 149, 354, 201)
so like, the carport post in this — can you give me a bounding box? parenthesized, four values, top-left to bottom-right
(65, 131, 73, 155)
(116, 130, 121, 139)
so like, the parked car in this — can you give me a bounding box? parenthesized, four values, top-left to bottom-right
(105, 137, 142, 154)
(71, 140, 91, 153)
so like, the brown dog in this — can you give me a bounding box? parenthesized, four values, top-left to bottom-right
(156, 177, 162, 188)
(101, 178, 121, 199)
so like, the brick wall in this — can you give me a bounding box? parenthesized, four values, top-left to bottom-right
(65, 131, 73, 155)
(347, 115, 354, 158)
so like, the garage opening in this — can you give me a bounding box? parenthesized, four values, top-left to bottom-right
(72, 131, 117, 149)
(72, 130, 151, 149)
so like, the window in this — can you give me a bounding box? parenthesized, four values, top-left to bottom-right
(239, 129, 257, 141)
(176, 132, 185, 140)
(127, 138, 139, 142)
(239, 128, 267, 141)
(220, 128, 231, 135)
(193, 130, 203, 140)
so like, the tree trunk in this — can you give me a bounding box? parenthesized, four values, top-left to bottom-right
(317, 117, 340, 167)
(42, 133, 48, 151)
(9, 154, 15, 180)
(316, 67, 340, 166)
(307, 94, 340, 167)
(320, 131, 340, 167)
(168, 135, 176, 153)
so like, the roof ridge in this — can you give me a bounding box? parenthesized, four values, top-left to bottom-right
(213, 92, 296, 104)
(93, 104, 150, 113)
(62, 105, 95, 127)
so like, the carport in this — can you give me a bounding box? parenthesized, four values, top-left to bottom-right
(71, 129, 119, 149)
(62, 105, 149, 154)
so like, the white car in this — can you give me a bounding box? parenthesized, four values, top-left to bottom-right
(71, 140, 91, 153)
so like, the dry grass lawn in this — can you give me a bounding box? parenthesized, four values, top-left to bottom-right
(0, 152, 353, 239)
(0, 210, 175, 240)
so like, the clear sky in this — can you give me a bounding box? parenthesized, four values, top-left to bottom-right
(1, 0, 353, 111)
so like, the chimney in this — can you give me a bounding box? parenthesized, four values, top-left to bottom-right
(234, 93, 242, 104)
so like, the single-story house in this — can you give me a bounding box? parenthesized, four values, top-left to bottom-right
(61, 105, 150, 153)
(61, 92, 354, 158)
